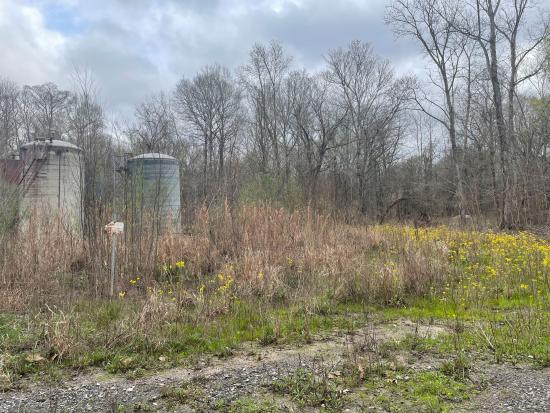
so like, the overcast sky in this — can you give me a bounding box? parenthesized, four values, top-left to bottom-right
(1, 0, 434, 121)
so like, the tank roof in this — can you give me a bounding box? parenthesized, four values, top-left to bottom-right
(20, 139, 82, 152)
(129, 153, 177, 161)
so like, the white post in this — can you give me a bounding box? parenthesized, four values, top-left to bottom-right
(110, 234, 117, 298)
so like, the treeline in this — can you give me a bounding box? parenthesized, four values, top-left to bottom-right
(1, 0, 549, 231)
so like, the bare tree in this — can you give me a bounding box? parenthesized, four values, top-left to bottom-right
(447, 0, 550, 227)
(25, 82, 73, 140)
(291, 71, 347, 203)
(67, 70, 111, 237)
(0, 78, 20, 154)
(2, 19, 549, 227)
(18, 86, 36, 143)
(241, 41, 293, 179)
(386, 0, 468, 217)
(129, 92, 176, 153)
(325, 40, 408, 214)
(173, 65, 242, 199)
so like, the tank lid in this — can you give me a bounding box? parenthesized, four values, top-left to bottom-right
(20, 139, 82, 152)
(129, 153, 177, 161)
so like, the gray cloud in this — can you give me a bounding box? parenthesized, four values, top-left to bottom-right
(0, 0, 65, 84)
(2, 0, 423, 121)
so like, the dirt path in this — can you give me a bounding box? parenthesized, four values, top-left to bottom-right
(0, 320, 548, 412)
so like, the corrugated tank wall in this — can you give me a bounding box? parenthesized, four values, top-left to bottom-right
(127, 153, 181, 232)
(19, 140, 83, 228)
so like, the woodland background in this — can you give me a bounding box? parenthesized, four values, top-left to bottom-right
(1, 0, 550, 232)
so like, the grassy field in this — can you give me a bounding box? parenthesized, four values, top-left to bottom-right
(0, 205, 549, 411)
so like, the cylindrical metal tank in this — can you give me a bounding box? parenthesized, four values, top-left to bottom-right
(127, 153, 181, 231)
(19, 139, 83, 227)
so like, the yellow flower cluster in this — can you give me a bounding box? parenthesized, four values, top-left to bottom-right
(217, 273, 234, 294)
(161, 259, 185, 274)
(373, 225, 550, 306)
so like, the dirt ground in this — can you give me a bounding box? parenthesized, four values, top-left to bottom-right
(1, 319, 548, 412)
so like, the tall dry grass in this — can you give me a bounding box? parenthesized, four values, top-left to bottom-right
(0, 203, 450, 314)
(0, 212, 85, 311)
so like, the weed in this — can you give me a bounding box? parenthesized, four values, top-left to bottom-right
(271, 368, 346, 410)
(440, 353, 471, 381)
(362, 369, 475, 412)
(1, 208, 548, 387)
(161, 380, 206, 405)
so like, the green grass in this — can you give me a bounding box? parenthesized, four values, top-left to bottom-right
(1, 285, 548, 391)
(0, 297, 370, 385)
(383, 310, 550, 367)
(0, 314, 24, 344)
(374, 291, 550, 366)
(375, 295, 534, 322)
(1, 288, 548, 388)
(361, 369, 475, 413)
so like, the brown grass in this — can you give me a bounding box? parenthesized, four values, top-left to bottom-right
(0, 203, 449, 314)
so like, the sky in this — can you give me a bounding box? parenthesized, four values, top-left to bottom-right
(0, 0, 436, 121)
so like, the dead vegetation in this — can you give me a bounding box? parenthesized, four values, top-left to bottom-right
(0, 203, 548, 412)
(0, 203, 450, 314)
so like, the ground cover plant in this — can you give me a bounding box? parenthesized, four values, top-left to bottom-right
(0, 204, 548, 411)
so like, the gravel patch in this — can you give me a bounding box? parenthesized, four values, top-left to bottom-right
(455, 365, 550, 413)
(0, 331, 351, 412)
(4, 320, 546, 413)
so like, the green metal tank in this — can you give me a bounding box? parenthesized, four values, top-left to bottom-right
(127, 153, 181, 232)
